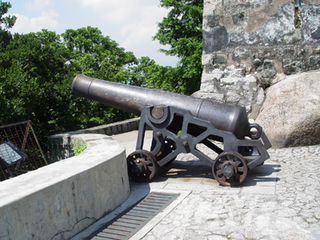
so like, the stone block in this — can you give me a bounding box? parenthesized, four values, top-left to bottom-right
(203, 26, 229, 53)
(244, 75, 257, 83)
(111, 125, 118, 134)
(256, 88, 265, 105)
(226, 92, 241, 103)
(202, 53, 213, 66)
(220, 77, 242, 84)
(105, 127, 112, 135)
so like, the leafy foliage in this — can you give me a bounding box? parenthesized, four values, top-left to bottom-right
(154, 0, 203, 95)
(0, 1, 16, 28)
(62, 27, 137, 82)
(0, 0, 16, 48)
(0, 27, 137, 147)
(1, 30, 75, 142)
(71, 142, 87, 156)
(0, 0, 204, 151)
(133, 56, 180, 92)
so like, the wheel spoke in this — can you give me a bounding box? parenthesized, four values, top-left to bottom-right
(236, 160, 242, 166)
(218, 175, 226, 183)
(213, 151, 248, 186)
(127, 150, 158, 182)
(216, 169, 223, 176)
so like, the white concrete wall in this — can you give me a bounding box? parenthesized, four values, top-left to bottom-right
(48, 117, 140, 163)
(0, 134, 130, 240)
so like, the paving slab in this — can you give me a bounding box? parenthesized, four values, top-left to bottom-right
(74, 131, 320, 240)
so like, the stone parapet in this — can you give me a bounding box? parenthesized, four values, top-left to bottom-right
(48, 117, 140, 163)
(0, 134, 130, 240)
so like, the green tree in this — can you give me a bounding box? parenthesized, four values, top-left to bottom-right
(0, 0, 204, 150)
(0, 30, 74, 143)
(0, 1, 16, 48)
(62, 27, 137, 82)
(154, 0, 203, 95)
(0, 27, 141, 142)
(0, 27, 141, 148)
(133, 56, 180, 92)
(62, 27, 138, 127)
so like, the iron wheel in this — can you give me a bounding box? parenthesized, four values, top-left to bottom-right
(212, 151, 248, 186)
(127, 150, 159, 182)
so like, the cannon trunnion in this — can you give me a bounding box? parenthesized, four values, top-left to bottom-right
(72, 74, 271, 186)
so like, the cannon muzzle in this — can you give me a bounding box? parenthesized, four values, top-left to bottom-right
(72, 74, 250, 139)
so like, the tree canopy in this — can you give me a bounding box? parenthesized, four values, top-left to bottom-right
(154, 0, 203, 95)
(0, 0, 16, 48)
(0, 27, 138, 143)
(0, 0, 204, 150)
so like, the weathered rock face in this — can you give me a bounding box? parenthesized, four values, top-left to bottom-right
(200, 0, 320, 120)
(255, 71, 320, 148)
(192, 66, 265, 119)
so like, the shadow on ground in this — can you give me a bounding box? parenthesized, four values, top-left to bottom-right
(150, 158, 281, 187)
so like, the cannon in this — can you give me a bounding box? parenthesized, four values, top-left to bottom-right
(72, 74, 271, 186)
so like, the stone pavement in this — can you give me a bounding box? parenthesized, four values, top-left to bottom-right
(77, 131, 320, 240)
(135, 145, 320, 240)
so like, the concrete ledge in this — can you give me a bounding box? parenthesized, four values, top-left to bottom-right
(0, 134, 130, 240)
(48, 117, 140, 163)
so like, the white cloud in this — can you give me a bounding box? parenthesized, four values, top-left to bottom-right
(8, 0, 178, 66)
(121, 19, 156, 48)
(80, 0, 138, 22)
(25, 0, 53, 10)
(78, 0, 168, 55)
(10, 10, 59, 34)
(80, 0, 167, 23)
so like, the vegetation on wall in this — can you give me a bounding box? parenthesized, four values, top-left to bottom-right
(0, 0, 203, 150)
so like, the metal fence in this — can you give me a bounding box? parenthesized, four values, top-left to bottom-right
(0, 121, 47, 181)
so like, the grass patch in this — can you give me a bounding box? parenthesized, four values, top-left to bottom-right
(72, 142, 87, 156)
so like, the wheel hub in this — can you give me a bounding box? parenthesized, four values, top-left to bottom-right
(222, 161, 238, 178)
(212, 151, 248, 186)
(133, 159, 148, 174)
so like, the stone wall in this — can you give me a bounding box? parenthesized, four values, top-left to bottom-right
(198, 0, 320, 119)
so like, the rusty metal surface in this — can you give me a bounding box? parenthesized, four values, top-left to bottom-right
(212, 151, 249, 186)
(90, 192, 180, 240)
(127, 150, 159, 182)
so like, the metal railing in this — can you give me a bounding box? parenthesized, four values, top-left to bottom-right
(0, 121, 47, 181)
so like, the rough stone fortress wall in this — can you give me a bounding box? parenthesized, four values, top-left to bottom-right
(197, 0, 320, 119)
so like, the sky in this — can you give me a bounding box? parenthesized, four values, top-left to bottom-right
(7, 0, 179, 66)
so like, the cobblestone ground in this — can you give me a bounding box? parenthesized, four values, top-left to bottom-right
(139, 145, 320, 240)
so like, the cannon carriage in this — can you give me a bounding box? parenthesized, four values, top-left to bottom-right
(72, 74, 271, 186)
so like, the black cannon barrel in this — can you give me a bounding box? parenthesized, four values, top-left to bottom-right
(72, 74, 250, 139)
